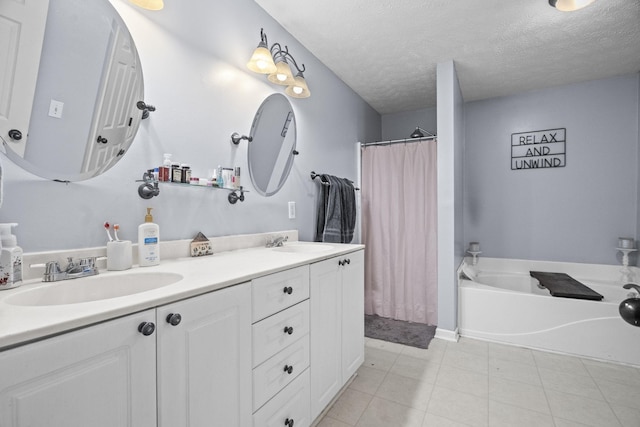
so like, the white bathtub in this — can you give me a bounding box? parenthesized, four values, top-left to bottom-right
(458, 257, 640, 366)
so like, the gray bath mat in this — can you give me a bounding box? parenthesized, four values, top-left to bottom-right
(365, 314, 436, 349)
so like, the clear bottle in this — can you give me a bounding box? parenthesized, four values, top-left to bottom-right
(0, 223, 22, 290)
(216, 165, 224, 187)
(138, 208, 160, 266)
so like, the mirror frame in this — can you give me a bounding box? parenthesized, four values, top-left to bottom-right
(247, 94, 297, 197)
(1, 0, 144, 182)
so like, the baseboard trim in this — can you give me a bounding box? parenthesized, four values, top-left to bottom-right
(435, 327, 459, 342)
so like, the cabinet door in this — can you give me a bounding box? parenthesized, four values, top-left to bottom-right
(0, 309, 157, 427)
(341, 250, 365, 381)
(156, 282, 252, 427)
(309, 256, 342, 421)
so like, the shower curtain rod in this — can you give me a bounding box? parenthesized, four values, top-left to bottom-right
(359, 135, 437, 147)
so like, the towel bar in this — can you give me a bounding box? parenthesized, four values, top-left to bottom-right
(310, 171, 359, 190)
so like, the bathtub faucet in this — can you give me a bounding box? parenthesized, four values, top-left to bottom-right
(623, 283, 640, 296)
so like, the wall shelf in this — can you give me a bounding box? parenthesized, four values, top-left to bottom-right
(160, 181, 248, 204)
(137, 170, 247, 204)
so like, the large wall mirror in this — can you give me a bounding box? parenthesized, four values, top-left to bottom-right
(248, 94, 297, 197)
(0, 0, 144, 182)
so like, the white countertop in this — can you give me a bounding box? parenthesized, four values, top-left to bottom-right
(0, 242, 363, 350)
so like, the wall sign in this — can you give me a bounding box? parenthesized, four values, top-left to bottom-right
(511, 128, 566, 170)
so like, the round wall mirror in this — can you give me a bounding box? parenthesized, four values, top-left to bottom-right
(248, 94, 297, 197)
(0, 0, 144, 181)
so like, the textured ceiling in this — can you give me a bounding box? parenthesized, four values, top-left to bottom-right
(254, 0, 640, 114)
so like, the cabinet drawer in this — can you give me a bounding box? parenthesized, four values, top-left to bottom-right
(252, 265, 310, 322)
(253, 300, 310, 367)
(253, 369, 311, 427)
(253, 334, 309, 411)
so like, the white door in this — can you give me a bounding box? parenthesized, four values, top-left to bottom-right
(341, 250, 365, 381)
(82, 19, 142, 174)
(156, 283, 252, 427)
(0, 0, 49, 156)
(309, 256, 342, 421)
(0, 309, 157, 427)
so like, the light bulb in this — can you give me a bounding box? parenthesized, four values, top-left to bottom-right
(293, 86, 303, 95)
(277, 73, 287, 82)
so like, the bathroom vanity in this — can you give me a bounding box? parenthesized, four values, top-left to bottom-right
(0, 235, 364, 427)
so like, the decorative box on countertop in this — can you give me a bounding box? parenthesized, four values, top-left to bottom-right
(190, 232, 213, 257)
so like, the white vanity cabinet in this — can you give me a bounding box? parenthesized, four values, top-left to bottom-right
(0, 282, 252, 427)
(309, 250, 365, 420)
(0, 244, 365, 427)
(0, 309, 158, 427)
(156, 281, 252, 427)
(251, 266, 312, 427)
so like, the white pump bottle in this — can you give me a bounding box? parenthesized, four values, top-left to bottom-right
(0, 223, 22, 289)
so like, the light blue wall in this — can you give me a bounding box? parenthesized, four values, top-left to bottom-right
(0, 0, 380, 252)
(380, 107, 436, 141)
(464, 74, 639, 265)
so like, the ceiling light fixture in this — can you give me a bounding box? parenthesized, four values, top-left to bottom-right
(548, 0, 595, 12)
(129, 0, 164, 10)
(247, 28, 310, 99)
(410, 126, 436, 138)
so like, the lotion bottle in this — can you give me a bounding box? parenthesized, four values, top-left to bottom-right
(0, 223, 22, 290)
(138, 208, 160, 266)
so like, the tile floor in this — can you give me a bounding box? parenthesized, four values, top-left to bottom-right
(315, 337, 640, 427)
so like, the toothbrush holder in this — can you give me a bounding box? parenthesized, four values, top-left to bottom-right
(107, 240, 132, 271)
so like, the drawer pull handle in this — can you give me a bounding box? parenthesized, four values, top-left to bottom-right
(283, 326, 294, 335)
(284, 418, 294, 427)
(283, 286, 293, 295)
(166, 313, 182, 326)
(345, 258, 351, 264)
(338, 260, 343, 266)
(283, 364, 293, 374)
(138, 322, 156, 336)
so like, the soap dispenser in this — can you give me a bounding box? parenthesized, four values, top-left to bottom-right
(0, 223, 22, 289)
(138, 208, 160, 266)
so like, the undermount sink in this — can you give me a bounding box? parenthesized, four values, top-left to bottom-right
(6, 272, 183, 306)
(272, 243, 334, 253)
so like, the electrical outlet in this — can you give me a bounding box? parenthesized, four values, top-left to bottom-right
(48, 99, 64, 118)
(288, 201, 296, 219)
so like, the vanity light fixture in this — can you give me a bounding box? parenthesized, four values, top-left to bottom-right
(548, 0, 595, 11)
(247, 28, 311, 99)
(129, 0, 164, 10)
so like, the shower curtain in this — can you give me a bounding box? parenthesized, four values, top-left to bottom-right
(361, 140, 438, 325)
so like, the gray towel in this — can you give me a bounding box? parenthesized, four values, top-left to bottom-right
(315, 174, 356, 243)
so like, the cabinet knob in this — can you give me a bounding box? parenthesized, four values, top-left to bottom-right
(166, 313, 182, 326)
(283, 364, 293, 374)
(338, 260, 343, 266)
(283, 326, 294, 335)
(345, 258, 351, 265)
(283, 286, 293, 295)
(285, 418, 294, 427)
(138, 322, 156, 336)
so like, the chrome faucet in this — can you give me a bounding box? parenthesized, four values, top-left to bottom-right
(43, 257, 99, 282)
(266, 235, 289, 248)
